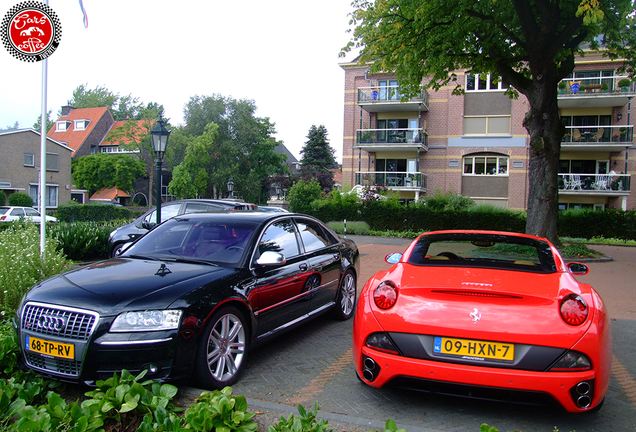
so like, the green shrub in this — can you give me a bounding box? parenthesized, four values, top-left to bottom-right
(327, 220, 370, 235)
(269, 403, 331, 432)
(288, 179, 322, 214)
(0, 222, 70, 315)
(49, 220, 129, 261)
(423, 190, 475, 211)
(55, 203, 133, 222)
(8, 192, 33, 207)
(618, 78, 631, 87)
(0, 190, 6, 206)
(311, 190, 361, 222)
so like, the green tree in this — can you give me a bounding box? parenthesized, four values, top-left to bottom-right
(342, 0, 635, 242)
(68, 84, 156, 121)
(181, 94, 287, 203)
(299, 125, 337, 192)
(1, 121, 20, 131)
(71, 153, 145, 196)
(33, 110, 54, 132)
(169, 123, 218, 199)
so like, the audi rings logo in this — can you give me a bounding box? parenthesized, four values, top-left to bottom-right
(36, 315, 66, 332)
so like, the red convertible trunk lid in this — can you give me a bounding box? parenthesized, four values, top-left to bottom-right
(373, 264, 592, 348)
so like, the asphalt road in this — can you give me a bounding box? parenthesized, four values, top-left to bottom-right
(181, 237, 636, 432)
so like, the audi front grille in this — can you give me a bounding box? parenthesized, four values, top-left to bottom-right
(21, 302, 99, 378)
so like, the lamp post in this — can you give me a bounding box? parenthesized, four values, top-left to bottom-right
(227, 179, 234, 199)
(150, 117, 171, 225)
(275, 183, 281, 200)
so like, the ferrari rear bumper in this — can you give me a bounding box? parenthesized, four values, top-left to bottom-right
(358, 348, 601, 413)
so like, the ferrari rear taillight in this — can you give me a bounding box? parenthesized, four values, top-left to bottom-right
(549, 350, 592, 371)
(374, 281, 397, 309)
(365, 332, 399, 354)
(560, 294, 588, 325)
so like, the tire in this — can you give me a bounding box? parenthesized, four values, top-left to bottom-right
(332, 269, 356, 320)
(194, 306, 248, 389)
(111, 243, 126, 257)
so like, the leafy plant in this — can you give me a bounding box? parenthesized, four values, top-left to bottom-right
(369, 419, 407, 432)
(183, 386, 258, 432)
(268, 403, 331, 432)
(617, 78, 631, 87)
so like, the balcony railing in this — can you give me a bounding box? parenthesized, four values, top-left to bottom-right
(355, 171, 427, 189)
(558, 173, 631, 193)
(358, 86, 429, 104)
(562, 125, 633, 144)
(558, 75, 635, 95)
(357, 128, 428, 146)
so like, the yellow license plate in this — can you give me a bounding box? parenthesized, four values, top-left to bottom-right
(25, 335, 74, 359)
(434, 336, 514, 361)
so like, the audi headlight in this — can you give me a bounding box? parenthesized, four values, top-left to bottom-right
(110, 310, 182, 332)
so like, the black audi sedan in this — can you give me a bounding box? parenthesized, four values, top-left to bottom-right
(15, 212, 359, 388)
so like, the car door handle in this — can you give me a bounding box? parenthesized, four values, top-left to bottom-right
(299, 263, 308, 271)
(333, 253, 341, 260)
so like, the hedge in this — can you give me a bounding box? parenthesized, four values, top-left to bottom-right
(306, 197, 636, 241)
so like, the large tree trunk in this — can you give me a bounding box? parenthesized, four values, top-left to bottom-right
(522, 74, 564, 244)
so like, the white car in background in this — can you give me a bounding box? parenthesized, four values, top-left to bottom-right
(0, 206, 58, 223)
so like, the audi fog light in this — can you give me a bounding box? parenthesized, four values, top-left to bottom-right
(111, 310, 182, 332)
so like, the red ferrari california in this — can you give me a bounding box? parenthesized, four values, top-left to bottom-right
(353, 230, 611, 412)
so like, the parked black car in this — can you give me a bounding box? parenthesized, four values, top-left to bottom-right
(108, 199, 257, 257)
(15, 212, 359, 388)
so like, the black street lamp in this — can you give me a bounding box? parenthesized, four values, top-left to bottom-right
(227, 179, 234, 199)
(150, 117, 171, 225)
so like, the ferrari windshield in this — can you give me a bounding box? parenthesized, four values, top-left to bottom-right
(122, 216, 258, 266)
(407, 233, 557, 273)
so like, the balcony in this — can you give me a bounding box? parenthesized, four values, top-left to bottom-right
(561, 125, 633, 151)
(355, 171, 427, 192)
(558, 173, 631, 195)
(354, 128, 428, 152)
(357, 86, 430, 112)
(558, 76, 635, 108)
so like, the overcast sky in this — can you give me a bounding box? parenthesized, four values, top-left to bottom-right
(0, 0, 358, 162)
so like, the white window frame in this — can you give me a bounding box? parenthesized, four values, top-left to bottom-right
(463, 156, 509, 176)
(55, 121, 69, 132)
(466, 73, 508, 91)
(29, 184, 59, 208)
(74, 119, 87, 130)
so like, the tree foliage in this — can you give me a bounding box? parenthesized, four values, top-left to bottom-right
(169, 123, 218, 199)
(178, 94, 288, 203)
(300, 125, 338, 184)
(69, 84, 163, 121)
(32, 110, 54, 132)
(287, 179, 323, 214)
(342, 0, 635, 242)
(71, 153, 146, 196)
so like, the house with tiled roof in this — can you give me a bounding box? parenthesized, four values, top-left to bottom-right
(47, 106, 114, 158)
(89, 186, 131, 205)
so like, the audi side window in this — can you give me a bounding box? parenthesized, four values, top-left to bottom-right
(257, 219, 300, 259)
(184, 203, 209, 213)
(24, 208, 40, 216)
(296, 220, 331, 253)
(11, 208, 25, 216)
(160, 204, 180, 223)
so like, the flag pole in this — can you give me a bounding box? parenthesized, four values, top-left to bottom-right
(39, 1, 49, 261)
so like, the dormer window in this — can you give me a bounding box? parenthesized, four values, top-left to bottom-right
(55, 121, 70, 132)
(74, 119, 90, 130)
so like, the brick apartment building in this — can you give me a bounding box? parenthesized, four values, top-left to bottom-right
(340, 50, 635, 211)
